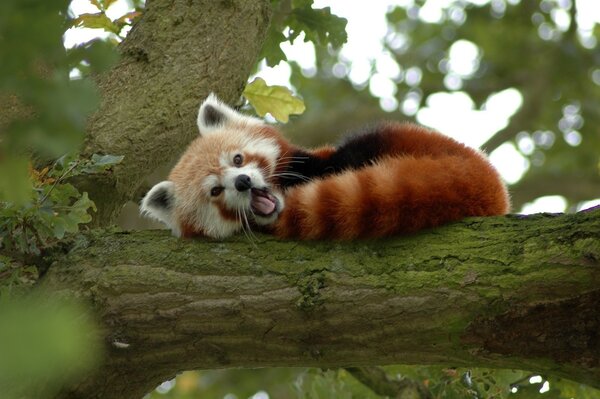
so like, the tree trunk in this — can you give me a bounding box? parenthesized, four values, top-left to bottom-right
(43, 208, 600, 398)
(79, 0, 272, 226)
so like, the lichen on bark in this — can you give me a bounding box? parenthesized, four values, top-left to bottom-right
(43, 208, 600, 398)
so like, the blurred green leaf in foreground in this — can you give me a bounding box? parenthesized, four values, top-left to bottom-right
(0, 293, 102, 399)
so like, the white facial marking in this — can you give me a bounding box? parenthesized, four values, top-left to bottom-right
(244, 138, 280, 167)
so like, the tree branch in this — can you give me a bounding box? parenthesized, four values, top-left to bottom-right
(43, 209, 600, 398)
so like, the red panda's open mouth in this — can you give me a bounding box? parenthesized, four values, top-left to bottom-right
(250, 188, 277, 217)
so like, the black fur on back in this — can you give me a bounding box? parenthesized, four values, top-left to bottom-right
(278, 123, 394, 188)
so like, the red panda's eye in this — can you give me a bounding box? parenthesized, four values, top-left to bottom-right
(210, 187, 224, 196)
(233, 154, 243, 166)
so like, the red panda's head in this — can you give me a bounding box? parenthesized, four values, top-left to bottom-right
(140, 94, 287, 238)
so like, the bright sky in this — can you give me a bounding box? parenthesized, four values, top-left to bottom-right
(66, 0, 600, 214)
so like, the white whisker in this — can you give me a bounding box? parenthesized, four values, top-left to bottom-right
(272, 172, 312, 182)
(241, 206, 258, 244)
(237, 206, 256, 245)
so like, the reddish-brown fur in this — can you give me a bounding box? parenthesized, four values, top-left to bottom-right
(273, 123, 509, 240)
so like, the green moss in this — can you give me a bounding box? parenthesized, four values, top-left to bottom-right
(295, 271, 326, 311)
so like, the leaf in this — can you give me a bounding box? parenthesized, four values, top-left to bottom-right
(259, 29, 288, 67)
(68, 40, 119, 74)
(243, 78, 306, 123)
(71, 12, 120, 34)
(115, 11, 141, 25)
(258, 2, 347, 66)
(288, 6, 348, 48)
(82, 153, 124, 174)
(46, 183, 79, 204)
(69, 192, 96, 221)
(90, 154, 124, 167)
(102, 0, 119, 9)
(53, 219, 67, 240)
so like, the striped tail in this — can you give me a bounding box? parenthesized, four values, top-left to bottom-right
(274, 151, 509, 240)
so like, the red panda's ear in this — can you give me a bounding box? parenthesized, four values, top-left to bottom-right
(140, 181, 180, 236)
(197, 93, 263, 136)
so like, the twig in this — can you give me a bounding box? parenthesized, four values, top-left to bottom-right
(38, 160, 79, 205)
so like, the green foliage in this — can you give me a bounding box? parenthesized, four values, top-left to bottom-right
(244, 77, 306, 122)
(244, 0, 348, 124)
(0, 0, 121, 264)
(287, 2, 348, 49)
(385, 1, 600, 207)
(0, 256, 38, 298)
(146, 366, 600, 399)
(279, 0, 599, 209)
(70, 0, 142, 41)
(261, 29, 289, 69)
(0, 2, 117, 397)
(0, 0, 118, 204)
(260, 0, 348, 67)
(0, 153, 123, 259)
(0, 0, 139, 283)
(0, 293, 101, 399)
(294, 369, 381, 399)
(382, 366, 600, 399)
(0, 157, 32, 206)
(145, 368, 379, 399)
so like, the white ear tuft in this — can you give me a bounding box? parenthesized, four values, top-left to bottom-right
(197, 93, 263, 136)
(140, 181, 180, 236)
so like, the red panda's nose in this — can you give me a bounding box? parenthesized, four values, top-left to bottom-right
(235, 174, 252, 192)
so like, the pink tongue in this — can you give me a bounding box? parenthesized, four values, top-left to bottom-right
(252, 195, 276, 215)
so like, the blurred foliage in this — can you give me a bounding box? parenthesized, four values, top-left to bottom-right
(0, 0, 121, 286)
(0, 293, 101, 399)
(145, 366, 600, 399)
(144, 368, 378, 399)
(282, 0, 600, 210)
(387, 0, 599, 209)
(0, 0, 117, 201)
(0, 0, 118, 396)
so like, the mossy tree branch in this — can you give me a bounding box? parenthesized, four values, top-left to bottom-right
(44, 208, 600, 398)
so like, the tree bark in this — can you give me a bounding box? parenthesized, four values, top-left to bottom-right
(79, 0, 272, 226)
(43, 208, 600, 398)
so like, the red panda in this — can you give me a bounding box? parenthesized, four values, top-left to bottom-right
(141, 94, 509, 240)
